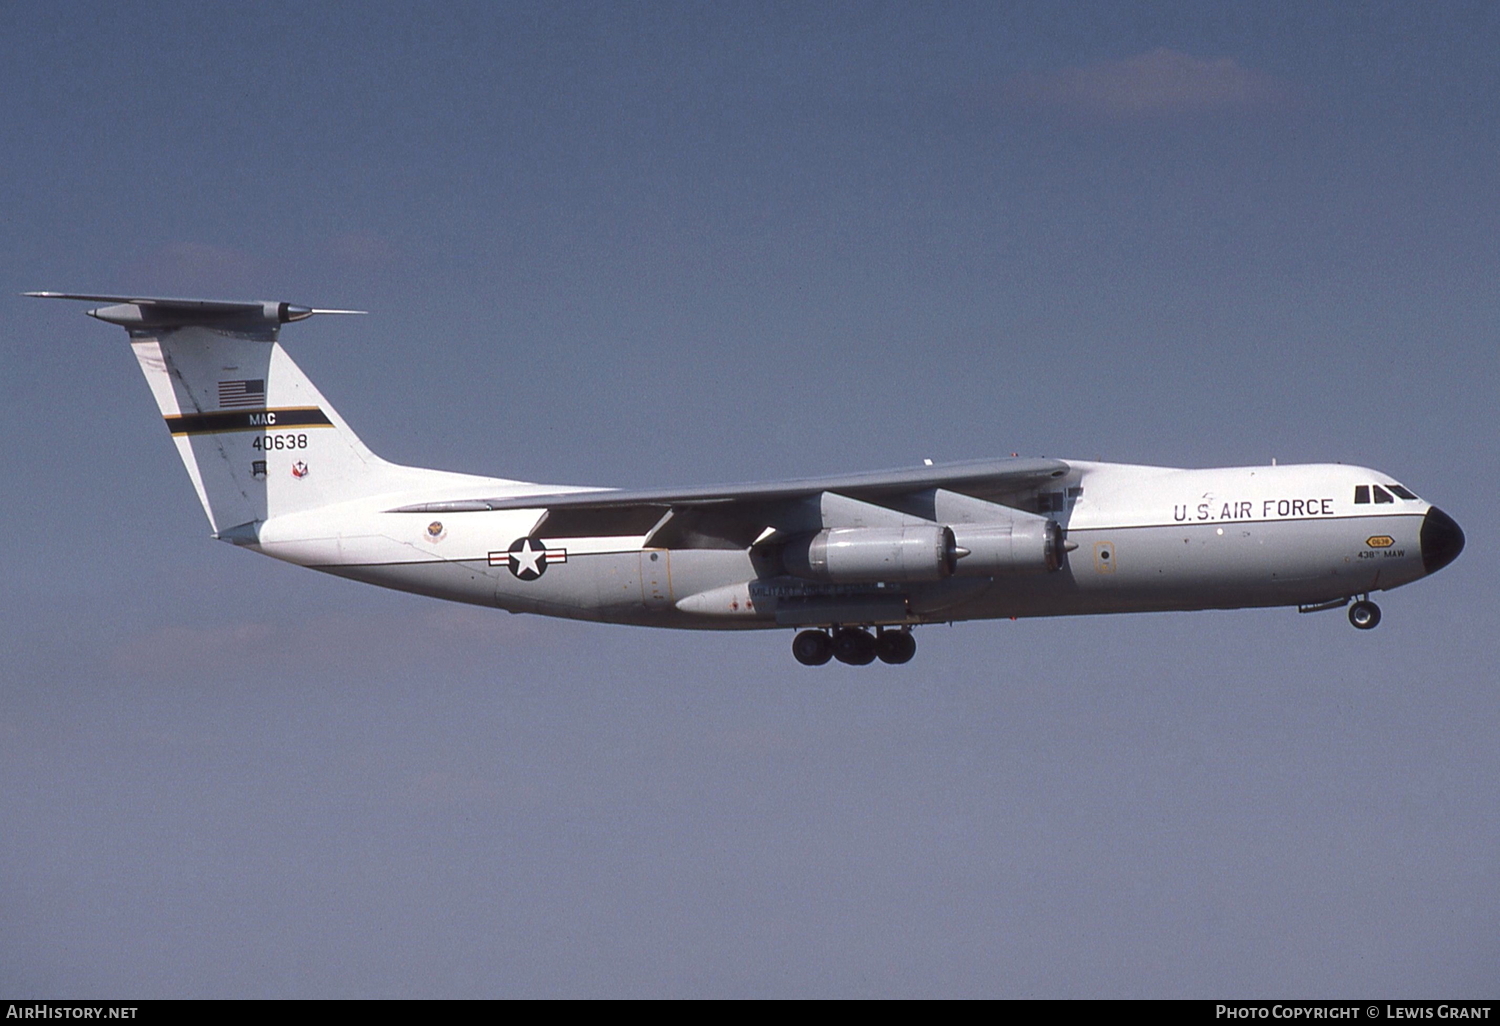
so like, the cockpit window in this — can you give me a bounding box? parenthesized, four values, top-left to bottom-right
(1388, 484, 1418, 500)
(1372, 485, 1394, 503)
(1354, 486, 1370, 504)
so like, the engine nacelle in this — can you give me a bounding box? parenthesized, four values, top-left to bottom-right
(783, 525, 958, 583)
(951, 519, 1065, 576)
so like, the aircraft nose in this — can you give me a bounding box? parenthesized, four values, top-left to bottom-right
(1420, 507, 1465, 575)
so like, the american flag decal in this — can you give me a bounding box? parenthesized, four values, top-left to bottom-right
(218, 379, 265, 408)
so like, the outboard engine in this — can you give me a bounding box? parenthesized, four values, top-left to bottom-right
(783, 525, 960, 583)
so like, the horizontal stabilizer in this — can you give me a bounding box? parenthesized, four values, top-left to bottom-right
(25, 292, 364, 339)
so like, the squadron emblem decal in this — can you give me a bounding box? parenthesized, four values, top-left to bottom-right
(489, 537, 568, 581)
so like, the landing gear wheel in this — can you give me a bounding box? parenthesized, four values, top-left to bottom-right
(1349, 600, 1382, 630)
(832, 627, 877, 666)
(792, 630, 833, 666)
(875, 629, 916, 665)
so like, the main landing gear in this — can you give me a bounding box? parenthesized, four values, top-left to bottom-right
(792, 628, 916, 666)
(1348, 598, 1382, 630)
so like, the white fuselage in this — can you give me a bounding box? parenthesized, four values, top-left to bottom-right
(243, 460, 1440, 629)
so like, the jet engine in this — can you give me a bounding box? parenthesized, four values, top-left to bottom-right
(949, 518, 1065, 576)
(783, 525, 960, 583)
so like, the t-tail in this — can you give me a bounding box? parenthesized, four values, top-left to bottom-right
(27, 292, 510, 540)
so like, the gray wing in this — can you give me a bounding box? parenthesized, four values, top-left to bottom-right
(409, 457, 1068, 510)
(393, 457, 1072, 546)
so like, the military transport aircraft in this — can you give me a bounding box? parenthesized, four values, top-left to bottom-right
(30, 292, 1465, 666)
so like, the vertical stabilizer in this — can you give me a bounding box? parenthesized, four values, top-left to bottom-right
(130, 327, 397, 532)
(28, 293, 494, 536)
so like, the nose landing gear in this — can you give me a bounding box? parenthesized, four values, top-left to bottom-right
(792, 627, 917, 666)
(1348, 598, 1382, 630)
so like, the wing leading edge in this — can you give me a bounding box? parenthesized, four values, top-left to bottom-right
(390, 457, 1071, 514)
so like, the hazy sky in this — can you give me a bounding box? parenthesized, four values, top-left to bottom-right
(2, 0, 1496, 997)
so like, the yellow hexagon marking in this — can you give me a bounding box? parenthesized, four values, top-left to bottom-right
(1366, 535, 1395, 549)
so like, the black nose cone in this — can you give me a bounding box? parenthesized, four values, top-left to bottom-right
(1421, 507, 1465, 575)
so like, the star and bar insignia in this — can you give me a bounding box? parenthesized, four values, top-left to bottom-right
(489, 537, 568, 580)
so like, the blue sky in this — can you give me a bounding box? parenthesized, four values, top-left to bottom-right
(2, 0, 1496, 997)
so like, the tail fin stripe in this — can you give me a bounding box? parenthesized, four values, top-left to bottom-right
(165, 407, 334, 436)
